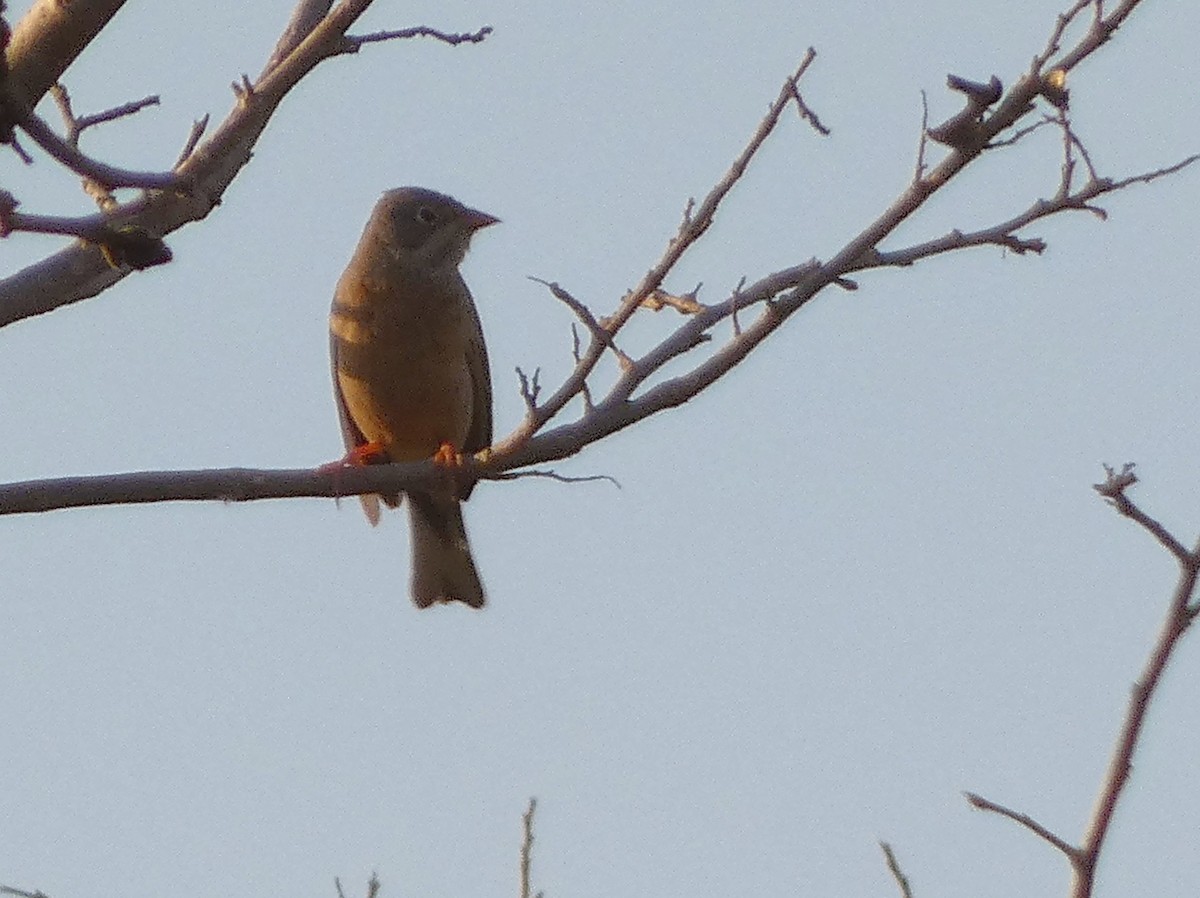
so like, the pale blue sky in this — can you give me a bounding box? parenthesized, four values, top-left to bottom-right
(3, 2, 1200, 897)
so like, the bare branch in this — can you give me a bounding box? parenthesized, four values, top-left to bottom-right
(0, 208, 171, 269)
(529, 276, 629, 366)
(1033, 0, 1095, 72)
(964, 791, 1079, 859)
(51, 82, 160, 143)
(0, 0, 494, 327)
(519, 798, 541, 898)
(11, 108, 180, 189)
(1093, 463, 1193, 563)
(913, 90, 930, 182)
(333, 873, 380, 898)
(860, 153, 1198, 272)
(493, 49, 826, 455)
(1, 887, 52, 898)
(969, 468, 1200, 898)
(0, 461, 471, 516)
(570, 324, 595, 413)
(5, 0, 1194, 525)
(879, 842, 915, 898)
(1070, 475, 1200, 898)
(345, 25, 493, 52)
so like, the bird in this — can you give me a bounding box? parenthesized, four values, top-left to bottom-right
(329, 187, 497, 609)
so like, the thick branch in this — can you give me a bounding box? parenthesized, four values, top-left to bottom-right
(2, 0, 127, 115)
(0, 461, 462, 515)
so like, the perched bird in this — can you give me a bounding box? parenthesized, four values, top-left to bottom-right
(329, 187, 497, 609)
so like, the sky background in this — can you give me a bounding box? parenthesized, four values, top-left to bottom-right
(3, 2, 1200, 897)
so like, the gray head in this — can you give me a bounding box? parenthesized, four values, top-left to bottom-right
(370, 186, 499, 270)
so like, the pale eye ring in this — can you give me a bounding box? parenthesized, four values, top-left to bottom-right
(416, 206, 437, 224)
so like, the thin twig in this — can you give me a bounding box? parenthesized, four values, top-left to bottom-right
(345, 25, 492, 52)
(13, 108, 180, 190)
(487, 468, 620, 489)
(515, 366, 541, 417)
(1094, 463, 1192, 563)
(879, 842, 915, 898)
(1, 888, 51, 898)
(964, 791, 1079, 859)
(913, 90, 930, 182)
(529, 276, 629, 366)
(519, 798, 538, 898)
(570, 323, 595, 413)
(173, 114, 210, 170)
(493, 48, 826, 454)
(1072, 469, 1200, 898)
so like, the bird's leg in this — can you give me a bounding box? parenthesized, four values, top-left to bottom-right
(317, 440, 388, 474)
(432, 441, 464, 468)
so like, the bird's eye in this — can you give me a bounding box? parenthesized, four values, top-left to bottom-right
(416, 206, 437, 224)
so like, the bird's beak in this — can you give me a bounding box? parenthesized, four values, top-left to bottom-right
(462, 207, 501, 231)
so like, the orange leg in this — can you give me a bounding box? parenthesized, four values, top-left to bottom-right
(317, 440, 387, 473)
(432, 441, 465, 468)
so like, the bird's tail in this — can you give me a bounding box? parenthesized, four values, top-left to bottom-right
(407, 492, 486, 608)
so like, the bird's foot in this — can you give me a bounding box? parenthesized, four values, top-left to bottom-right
(318, 440, 387, 473)
(432, 441, 465, 468)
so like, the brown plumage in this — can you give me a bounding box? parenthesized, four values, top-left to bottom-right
(330, 187, 497, 608)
